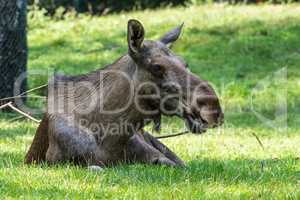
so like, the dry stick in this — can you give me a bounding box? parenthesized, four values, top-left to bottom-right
(0, 85, 47, 123)
(251, 132, 266, 173)
(0, 96, 46, 101)
(251, 132, 265, 150)
(0, 102, 12, 110)
(8, 103, 41, 123)
(155, 131, 189, 139)
(0, 102, 41, 123)
(0, 84, 48, 102)
(19, 84, 48, 96)
(8, 115, 25, 122)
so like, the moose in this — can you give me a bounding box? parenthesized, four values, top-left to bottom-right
(25, 19, 224, 168)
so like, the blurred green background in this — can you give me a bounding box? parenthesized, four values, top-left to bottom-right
(28, 0, 300, 16)
(0, 2, 299, 199)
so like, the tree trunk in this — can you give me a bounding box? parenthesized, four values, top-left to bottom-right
(0, 0, 27, 106)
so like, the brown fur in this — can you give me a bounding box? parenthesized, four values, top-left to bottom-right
(25, 20, 223, 167)
(25, 114, 49, 164)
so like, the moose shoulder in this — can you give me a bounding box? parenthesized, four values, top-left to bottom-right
(25, 19, 224, 167)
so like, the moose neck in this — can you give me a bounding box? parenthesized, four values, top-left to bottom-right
(83, 55, 155, 129)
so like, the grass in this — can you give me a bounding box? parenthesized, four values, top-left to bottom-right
(1, 4, 300, 199)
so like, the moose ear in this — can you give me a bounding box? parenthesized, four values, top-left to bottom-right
(127, 19, 145, 58)
(159, 23, 184, 47)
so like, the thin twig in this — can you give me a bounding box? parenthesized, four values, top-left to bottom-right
(155, 131, 189, 139)
(19, 84, 48, 96)
(0, 84, 48, 102)
(0, 96, 46, 101)
(250, 132, 266, 173)
(4, 102, 41, 123)
(0, 102, 12, 110)
(251, 132, 265, 150)
(8, 115, 25, 122)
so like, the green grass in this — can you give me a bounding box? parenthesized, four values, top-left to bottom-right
(1, 4, 300, 199)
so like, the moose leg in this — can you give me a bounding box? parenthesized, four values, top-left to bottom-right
(126, 132, 181, 167)
(46, 118, 105, 167)
(46, 139, 64, 164)
(142, 131, 185, 167)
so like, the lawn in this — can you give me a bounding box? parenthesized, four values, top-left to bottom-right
(1, 4, 300, 199)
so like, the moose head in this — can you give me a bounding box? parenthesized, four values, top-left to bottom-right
(127, 19, 224, 133)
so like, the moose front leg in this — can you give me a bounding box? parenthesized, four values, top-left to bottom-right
(126, 131, 185, 167)
(142, 131, 185, 167)
(46, 117, 106, 167)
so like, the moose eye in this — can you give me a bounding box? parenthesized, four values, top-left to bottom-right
(149, 64, 165, 77)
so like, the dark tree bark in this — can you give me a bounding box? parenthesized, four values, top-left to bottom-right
(0, 0, 27, 106)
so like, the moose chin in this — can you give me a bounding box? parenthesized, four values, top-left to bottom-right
(25, 19, 223, 168)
